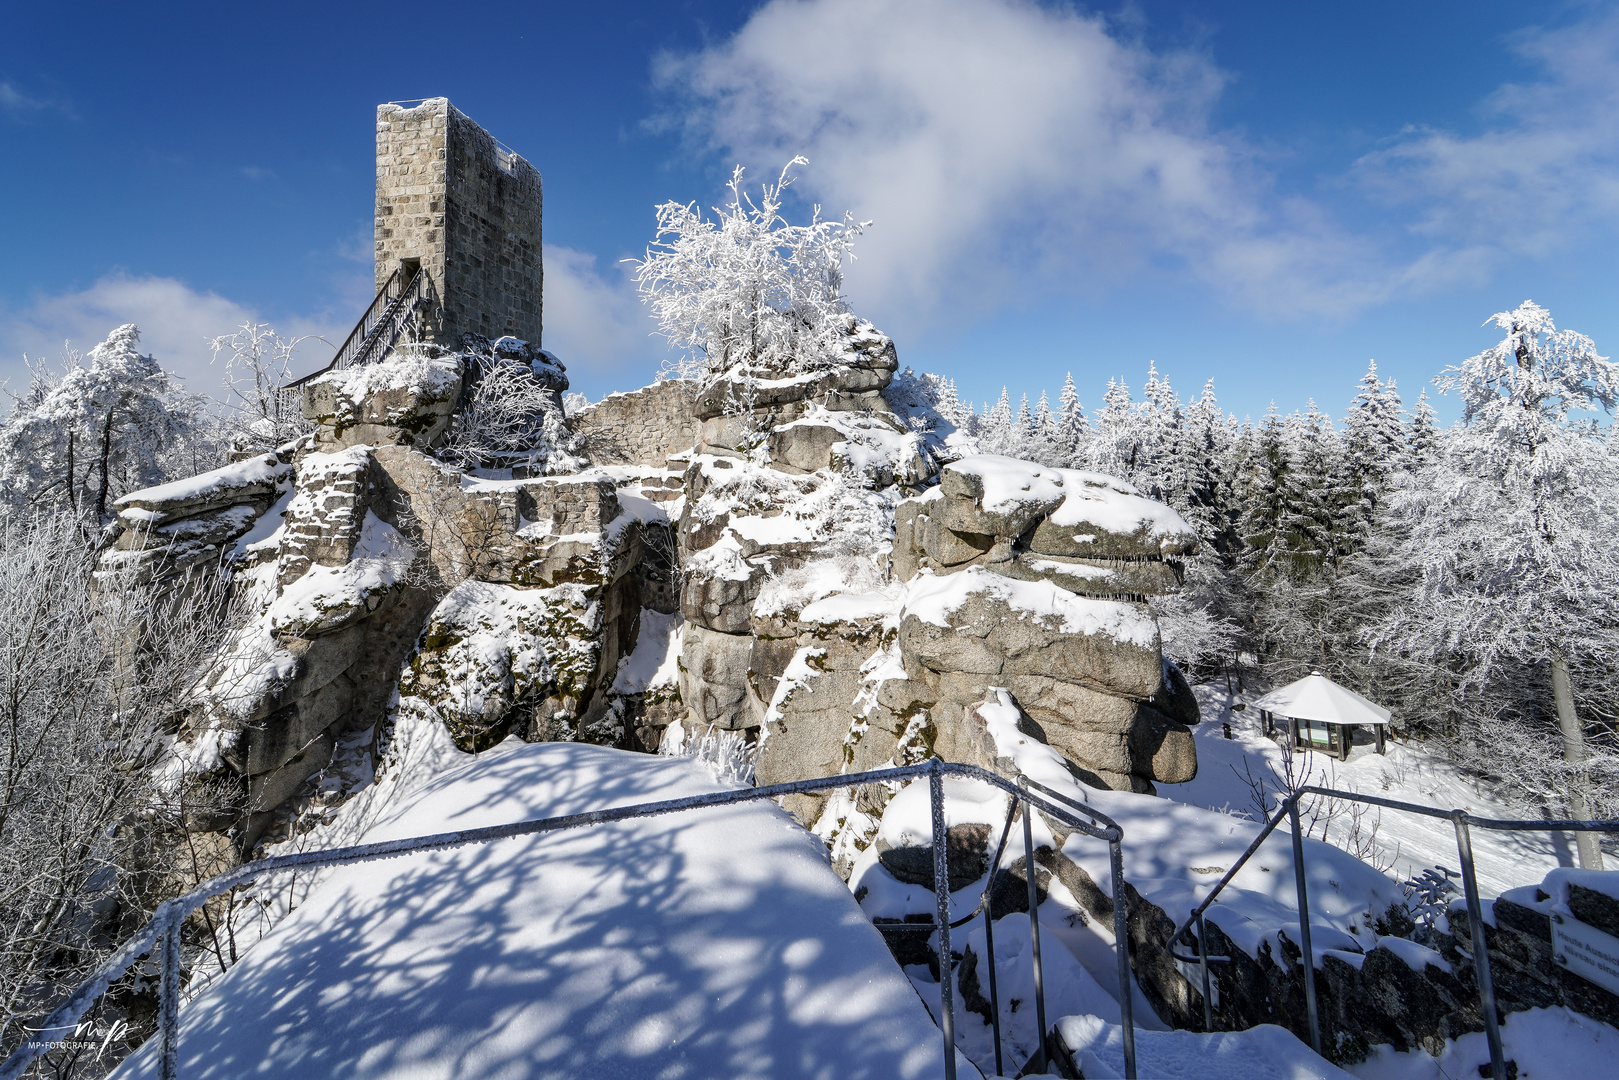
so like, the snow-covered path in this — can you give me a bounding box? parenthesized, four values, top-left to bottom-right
(114, 743, 958, 1080)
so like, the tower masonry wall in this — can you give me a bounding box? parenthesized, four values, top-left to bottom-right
(374, 99, 543, 349)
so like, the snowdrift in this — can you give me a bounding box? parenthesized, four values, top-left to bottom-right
(114, 743, 958, 1079)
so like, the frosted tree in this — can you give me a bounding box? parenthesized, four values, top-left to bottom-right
(207, 321, 320, 452)
(1030, 390, 1057, 461)
(1284, 402, 1350, 573)
(1237, 405, 1291, 578)
(0, 512, 232, 1056)
(438, 348, 584, 475)
(1091, 379, 1140, 481)
(935, 378, 966, 427)
(1379, 302, 1619, 866)
(1055, 372, 1091, 467)
(1405, 389, 1440, 469)
(1341, 361, 1406, 544)
(0, 325, 199, 519)
(1137, 363, 1189, 506)
(978, 388, 1016, 455)
(633, 158, 868, 382)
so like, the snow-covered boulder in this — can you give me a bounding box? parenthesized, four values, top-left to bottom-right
(269, 512, 413, 638)
(114, 450, 291, 524)
(400, 580, 591, 751)
(693, 316, 900, 423)
(99, 451, 295, 585)
(895, 457, 1198, 599)
(899, 567, 1163, 700)
(302, 349, 465, 450)
(275, 446, 378, 587)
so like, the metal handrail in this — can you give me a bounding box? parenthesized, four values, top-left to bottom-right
(0, 758, 1142, 1080)
(282, 266, 429, 392)
(1164, 781, 1619, 1079)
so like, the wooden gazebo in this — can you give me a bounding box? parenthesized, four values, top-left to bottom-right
(1254, 671, 1391, 761)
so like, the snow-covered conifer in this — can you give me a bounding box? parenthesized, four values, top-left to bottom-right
(1376, 302, 1619, 864)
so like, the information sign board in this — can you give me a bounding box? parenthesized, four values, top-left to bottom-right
(1552, 911, 1619, 996)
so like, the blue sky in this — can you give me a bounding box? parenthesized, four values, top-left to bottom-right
(2, 0, 1616, 424)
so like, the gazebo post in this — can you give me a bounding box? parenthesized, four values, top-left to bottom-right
(1375, 725, 1386, 755)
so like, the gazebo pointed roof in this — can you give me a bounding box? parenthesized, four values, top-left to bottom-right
(1252, 672, 1392, 726)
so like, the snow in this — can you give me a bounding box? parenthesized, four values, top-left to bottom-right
(611, 610, 682, 694)
(799, 589, 901, 625)
(229, 486, 294, 561)
(113, 742, 960, 1080)
(922, 917, 1125, 1073)
(267, 512, 413, 636)
(874, 775, 1010, 850)
(311, 349, 461, 400)
(1254, 674, 1393, 727)
(762, 647, 826, 733)
(114, 451, 289, 510)
(944, 455, 1066, 512)
(1373, 935, 1450, 975)
(1348, 1006, 1619, 1080)
(1164, 684, 1580, 898)
(1540, 867, 1619, 924)
(1058, 1015, 1354, 1080)
(902, 566, 1160, 647)
(978, 688, 1098, 798)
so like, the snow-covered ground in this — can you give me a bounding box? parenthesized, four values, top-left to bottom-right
(113, 741, 969, 1080)
(1164, 684, 1578, 897)
(114, 676, 1611, 1080)
(848, 685, 1616, 1080)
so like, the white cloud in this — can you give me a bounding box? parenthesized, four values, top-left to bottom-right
(541, 245, 662, 378)
(655, 0, 1619, 331)
(1356, 10, 1619, 259)
(0, 274, 342, 401)
(0, 80, 74, 120)
(654, 0, 1393, 329)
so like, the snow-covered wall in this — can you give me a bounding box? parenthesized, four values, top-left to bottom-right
(570, 378, 702, 466)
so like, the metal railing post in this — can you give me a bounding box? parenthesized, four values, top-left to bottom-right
(159, 908, 182, 1080)
(929, 761, 956, 1080)
(1022, 799, 1048, 1075)
(983, 901, 1003, 1079)
(1453, 811, 1507, 1080)
(1109, 834, 1137, 1080)
(1288, 796, 1322, 1055)
(1196, 911, 1214, 1031)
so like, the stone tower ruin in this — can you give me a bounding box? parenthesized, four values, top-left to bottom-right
(373, 98, 543, 348)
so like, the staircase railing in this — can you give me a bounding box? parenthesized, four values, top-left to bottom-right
(0, 758, 1141, 1080)
(275, 266, 432, 418)
(1165, 783, 1619, 1080)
